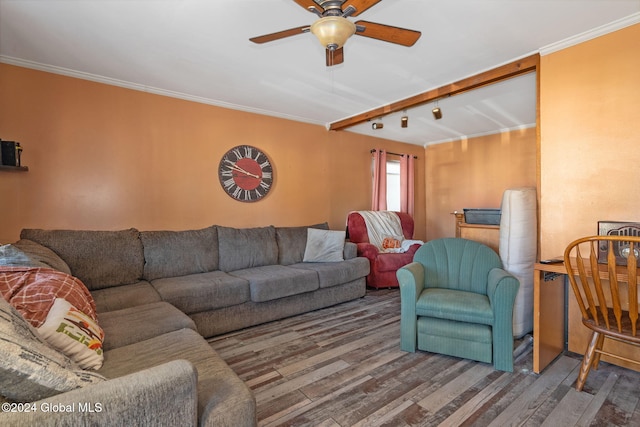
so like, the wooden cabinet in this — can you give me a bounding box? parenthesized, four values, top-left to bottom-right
(533, 260, 640, 373)
(533, 262, 566, 373)
(454, 212, 500, 253)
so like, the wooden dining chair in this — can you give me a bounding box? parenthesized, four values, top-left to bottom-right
(564, 235, 640, 391)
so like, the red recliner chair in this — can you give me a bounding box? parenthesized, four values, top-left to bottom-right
(347, 211, 421, 288)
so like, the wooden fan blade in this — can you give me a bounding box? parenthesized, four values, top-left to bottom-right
(326, 47, 344, 67)
(342, 0, 381, 16)
(292, 0, 323, 15)
(354, 20, 421, 46)
(250, 26, 310, 44)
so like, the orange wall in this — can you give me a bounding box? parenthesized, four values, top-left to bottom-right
(539, 23, 640, 258)
(14, 16, 633, 250)
(0, 64, 425, 243)
(425, 127, 538, 239)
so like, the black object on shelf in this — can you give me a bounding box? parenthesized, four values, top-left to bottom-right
(0, 139, 27, 171)
(1, 140, 22, 167)
(463, 208, 501, 225)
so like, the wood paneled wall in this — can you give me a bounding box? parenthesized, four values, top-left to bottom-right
(539, 23, 640, 258)
(425, 127, 538, 240)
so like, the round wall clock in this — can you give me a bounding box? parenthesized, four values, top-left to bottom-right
(218, 145, 273, 202)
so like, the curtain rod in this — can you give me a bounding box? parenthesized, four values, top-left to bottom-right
(370, 149, 418, 159)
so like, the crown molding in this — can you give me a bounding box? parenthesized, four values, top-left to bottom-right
(540, 12, 640, 56)
(0, 55, 324, 127)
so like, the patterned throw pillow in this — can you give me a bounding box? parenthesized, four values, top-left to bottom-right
(0, 267, 104, 370)
(382, 236, 403, 249)
(0, 297, 105, 402)
(38, 298, 104, 370)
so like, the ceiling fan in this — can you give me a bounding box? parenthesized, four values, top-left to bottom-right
(250, 0, 421, 67)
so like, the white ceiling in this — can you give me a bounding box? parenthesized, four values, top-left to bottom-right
(1, 0, 639, 146)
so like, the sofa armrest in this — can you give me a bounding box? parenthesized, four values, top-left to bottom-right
(355, 242, 379, 261)
(397, 262, 425, 352)
(0, 360, 198, 427)
(406, 243, 422, 256)
(343, 241, 357, 260)
(487, 268, 520, 313)
(487, 267, 520, 371)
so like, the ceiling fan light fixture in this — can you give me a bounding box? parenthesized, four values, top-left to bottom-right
(310, 16, 356, 50)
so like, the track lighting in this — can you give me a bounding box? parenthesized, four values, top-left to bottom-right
(372, 122, 384, 130)
(432, 106, 442, 120)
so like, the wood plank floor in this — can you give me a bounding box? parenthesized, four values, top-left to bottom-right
(209, 289, 640, 426)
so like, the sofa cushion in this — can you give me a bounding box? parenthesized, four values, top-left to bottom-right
(417, 317, 493, 364)
(91, 281, 161, 313)
(303, 229, 346, 262)
(140, 226, 219, 281)
(290, 257, 370, 289)
(99, 328, 256, 427)
(218, 226, 278, 272)
(416, 288, 494, 325)
(230, 265, 319, 303)
(20, 228, 144, 290)
(0, 239, 71, 274)
(0, 297, 105, 402)
(276, 222, 329, 265)
(98, 302, 197, 351)
(150, 271, 250, 314)
(0, 360, 199, 427)
(418, 316, 492, 343)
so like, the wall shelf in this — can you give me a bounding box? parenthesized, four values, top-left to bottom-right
(0, 165, 28, 172)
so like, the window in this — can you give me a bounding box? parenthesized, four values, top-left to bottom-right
(371, 157, 401, 211)
(371, 149, 415, 215)
(386, 160, 401, 211)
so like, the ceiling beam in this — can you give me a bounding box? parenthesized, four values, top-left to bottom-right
(328, 53, 540, 131)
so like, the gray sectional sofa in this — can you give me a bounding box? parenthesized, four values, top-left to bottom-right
(0, 223, 369, 426)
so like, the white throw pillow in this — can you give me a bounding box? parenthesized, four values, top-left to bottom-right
(303, 229, 345, 262)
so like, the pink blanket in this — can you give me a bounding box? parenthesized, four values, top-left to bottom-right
(0, 266, 97, 328)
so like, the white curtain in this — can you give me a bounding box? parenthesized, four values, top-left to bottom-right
(371, 149, 387, 211)
(400, 154, 415, 216)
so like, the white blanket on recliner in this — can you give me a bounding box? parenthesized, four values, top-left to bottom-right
(358, 211, 422, 253)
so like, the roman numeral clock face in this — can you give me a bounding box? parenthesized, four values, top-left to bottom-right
(218, 145, 273, 202)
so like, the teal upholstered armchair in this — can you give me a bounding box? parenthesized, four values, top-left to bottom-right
(397, 238, 520, 372)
